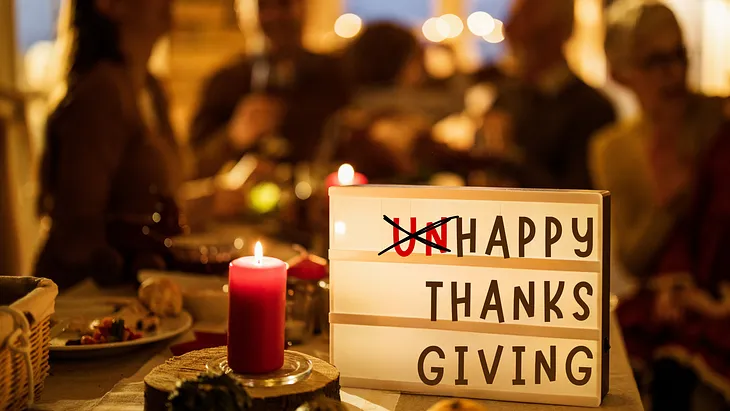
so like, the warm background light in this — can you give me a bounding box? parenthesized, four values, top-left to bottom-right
(467, 11, 495, 36)
(334, 13, 363, 39)
(294, 181, 313, 200)
(424, 45, 457, 79)
(248, 182, 281, 213)
(483, 19, 505, 43)
(422, 17, 450, 43)
(337, 164, 355, 185)
(439, 13, 464, 38)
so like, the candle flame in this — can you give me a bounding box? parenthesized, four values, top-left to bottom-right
(337, 163, 355, 186)
(254, 241, 263, 265)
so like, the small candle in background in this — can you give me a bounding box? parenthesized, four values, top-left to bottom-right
(227, 241, 287, 374)
(325, 163, 368, 189)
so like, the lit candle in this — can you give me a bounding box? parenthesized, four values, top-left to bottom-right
(228, 241, 287, 374)
(325, 163, 368, 189)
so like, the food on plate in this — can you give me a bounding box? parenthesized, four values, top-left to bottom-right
(138, 277, 183, 317)
(136, 312, 161, 332)
(427, 399, 488, 411)
(65, 317, 142, 346)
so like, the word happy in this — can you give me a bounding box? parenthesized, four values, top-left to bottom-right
(387, 216, 594, 258)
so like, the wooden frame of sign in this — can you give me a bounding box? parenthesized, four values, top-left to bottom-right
(328, 186, 610, 407)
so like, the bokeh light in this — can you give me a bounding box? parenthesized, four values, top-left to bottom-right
(294, 181, 313, 200)
(440, 14, 464, 38)
(467, 11, 496, 36)
(483, 19, 505, 43)
(424, 45, 457, 79)
(422, 17, 450, 43)
(234, 238, 244, 250)
(334, 13, 363, 38)
(249, 182, 281, 214)
(337, 164, 355, 185)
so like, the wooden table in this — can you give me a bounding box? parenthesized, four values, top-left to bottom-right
(34, 279, 644, 411)
(34, 226, 644, 410)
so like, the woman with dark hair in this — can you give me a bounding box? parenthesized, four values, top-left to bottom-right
(346, 22, 423, 89)
(35, 0, 182, 289)
(344, 22, 461, 123)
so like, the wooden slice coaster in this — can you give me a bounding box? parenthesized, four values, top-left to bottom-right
(144, 347, 340, 411)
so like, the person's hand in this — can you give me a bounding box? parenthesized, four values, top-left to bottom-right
(682, 284, 730, 318)
(228, 94, 283, 151)
(654, 286, 685, 323)
(481, 109, 515, 159)
(211, 186, 250, 218)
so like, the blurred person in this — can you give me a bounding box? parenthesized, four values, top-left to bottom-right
(35, 0, 182, 289)
(344, 22, 462, 125)
(326, 22, 480, 184)
(190, 0, 349, 179)
(591, 2, 730, 409)
(479, 0, 616, 189)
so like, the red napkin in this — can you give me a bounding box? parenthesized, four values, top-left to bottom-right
(170, 331, 227, 356)
(287, 253, 328, 281)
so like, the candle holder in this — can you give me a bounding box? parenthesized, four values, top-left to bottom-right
(206, 351, 313, 388)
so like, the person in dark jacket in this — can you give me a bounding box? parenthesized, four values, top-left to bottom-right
(326, 22, 482, 184)
(479, 0, 616, 189)
(190, 0, 349, 179)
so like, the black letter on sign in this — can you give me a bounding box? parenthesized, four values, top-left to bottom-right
(480, 280, 505, 323)
(545, 281, 565, 322)
(486, 216, 510, 258)
(545, 217, 562, 258)
(478, 346, 503, 384)
(455, 346, 469, 386)
(418, 346, 445, 386)
(573, 281, 593, 321)
(573, 218, 594, 258)
(457, 218, 477, 257)
(535, 346, 557, 384)
(519, 217, 536, 258)
(426, 282, 443, 321)
(451, 282, 471, 321)
(514, 282, 535, 320)
(566, 346, 593, 386)
(512, 346, 526, 386)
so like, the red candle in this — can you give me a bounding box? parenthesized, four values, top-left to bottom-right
(325, 163, 368, 189)
(228, 241, 287, 374)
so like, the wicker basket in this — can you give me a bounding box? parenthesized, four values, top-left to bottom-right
(0, 276, 58, 411)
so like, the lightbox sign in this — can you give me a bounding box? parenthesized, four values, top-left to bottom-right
(329, 186, 610, 407)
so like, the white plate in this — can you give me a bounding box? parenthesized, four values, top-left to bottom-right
(50, 298, 193, 358)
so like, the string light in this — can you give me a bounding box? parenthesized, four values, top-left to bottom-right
(483, 19, 505, 43)
(334, 13, 362, 38)
(440, 14, 464, 38)
(422, 17, 450, 43)
(467, 11, 496, 36)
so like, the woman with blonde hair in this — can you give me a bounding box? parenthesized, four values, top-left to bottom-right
(591, 1, 730, 409)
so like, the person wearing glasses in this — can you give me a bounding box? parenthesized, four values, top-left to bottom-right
(590, 2, 729, 410)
